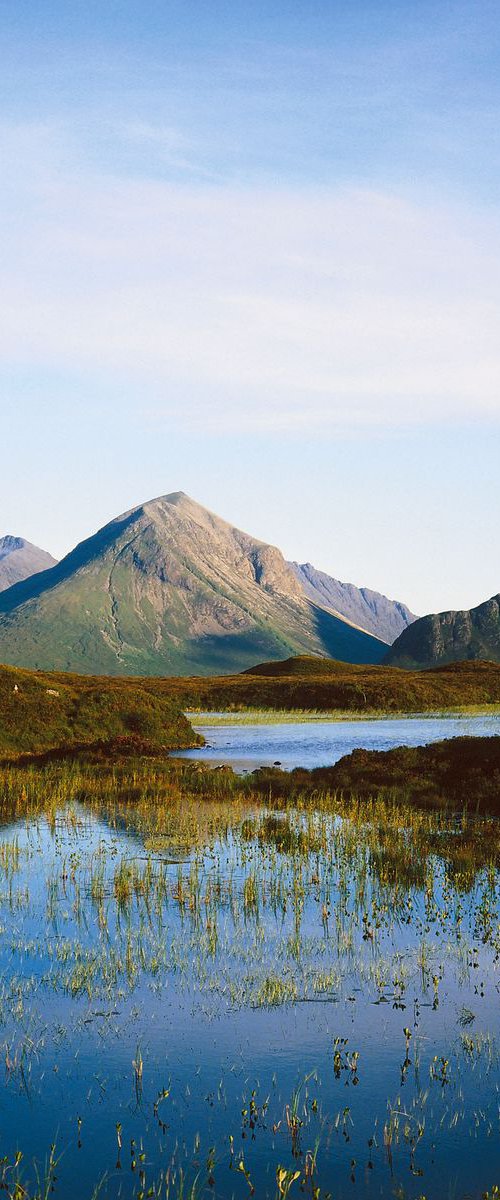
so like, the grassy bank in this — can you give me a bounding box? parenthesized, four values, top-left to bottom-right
(0, 663, 200, 759)
(0, 753, 498, 913)
(1, 731, 499, 815)
(188, 703, 500, 725)
(248, 734, 500, 813)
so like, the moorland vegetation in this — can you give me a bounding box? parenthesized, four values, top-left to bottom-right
(154, 655, 500, 715)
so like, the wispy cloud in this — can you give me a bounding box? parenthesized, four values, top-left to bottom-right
(118, 120, 223, 180)
(1, 121, 500, 434)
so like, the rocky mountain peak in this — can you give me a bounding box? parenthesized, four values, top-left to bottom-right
(0, 494, 385, 674)
(0, 536, 57, 594)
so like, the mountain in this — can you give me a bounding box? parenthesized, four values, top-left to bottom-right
(0, 493, 386, 676)
(289, 561, 416, 644)
(0, 536, 57, 593)
(385, 593, 500, 668)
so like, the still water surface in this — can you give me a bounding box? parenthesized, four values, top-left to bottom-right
(176, 712, 500, 771)
(0, 784, 498, 1199)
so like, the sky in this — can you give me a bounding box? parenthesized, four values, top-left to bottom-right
(1, 0, 500, 615)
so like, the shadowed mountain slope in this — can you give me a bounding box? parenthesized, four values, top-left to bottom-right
(290, 561, 416, 644)
(0, 493, 386, 675)
(0, 536, 56, 593)
(386, 594, 500, 668)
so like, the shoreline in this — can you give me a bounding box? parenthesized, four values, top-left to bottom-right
(186, 704, 500, 726)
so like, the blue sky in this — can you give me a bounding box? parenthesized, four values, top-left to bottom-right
(1, 1, 499, 614)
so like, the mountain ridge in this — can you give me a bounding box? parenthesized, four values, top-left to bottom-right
(289, 561, 416, 644)
(0, 492, 386, 676)
(0, 536, 57, 594)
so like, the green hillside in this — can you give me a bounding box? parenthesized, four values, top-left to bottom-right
(0, 493, 385, 675)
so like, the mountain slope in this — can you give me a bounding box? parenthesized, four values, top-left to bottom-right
(290, 562, 416, 644)
(0, 493, 386, 675)
(385, 593, 500, 668)
(0, 536, 57, 593)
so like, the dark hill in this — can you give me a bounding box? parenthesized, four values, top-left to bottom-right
(386, 594, 500, 668)
(244, 655, 356, 677)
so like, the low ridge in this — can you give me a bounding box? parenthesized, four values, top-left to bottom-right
(0, 663, 197, 759)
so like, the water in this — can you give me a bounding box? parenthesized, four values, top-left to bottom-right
(0, 779, 498, 1200)
(175, 712, 500, 771)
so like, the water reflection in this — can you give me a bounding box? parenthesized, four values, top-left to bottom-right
(0, 772, 497, 1198)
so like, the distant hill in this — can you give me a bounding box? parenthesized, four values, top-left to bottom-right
(386, 594, 500, 668)
(0, 536, 56, 593)
(0, 493, 386, 675)
(290, 562, 416, 644)
(244, 655, 353, 677)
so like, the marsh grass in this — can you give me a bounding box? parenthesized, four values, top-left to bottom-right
(189, 703, 500, 726)
(0, 758, 497, 1197)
